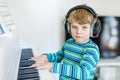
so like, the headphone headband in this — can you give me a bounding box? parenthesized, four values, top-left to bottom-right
(66, 5, 98, 19)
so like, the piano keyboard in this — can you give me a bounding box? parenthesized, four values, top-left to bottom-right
(17, 48, 40, 80)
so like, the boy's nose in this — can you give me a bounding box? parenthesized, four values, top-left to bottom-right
(76, 28, 82, 34)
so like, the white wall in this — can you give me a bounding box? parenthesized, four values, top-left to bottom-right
(6, 0, 120, 53)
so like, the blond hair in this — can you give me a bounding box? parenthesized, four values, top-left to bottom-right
(68, 9, 94, 25)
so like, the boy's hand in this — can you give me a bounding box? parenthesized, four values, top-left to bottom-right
(30, 54, 48, 63)
(29, 62, 53, 71)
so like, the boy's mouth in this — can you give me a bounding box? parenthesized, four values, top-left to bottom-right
(75, 36, 82, 38)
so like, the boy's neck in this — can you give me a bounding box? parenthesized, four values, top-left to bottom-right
(75, 39, 90, 44)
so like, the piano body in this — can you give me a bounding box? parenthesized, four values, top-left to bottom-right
(0, 29, 21, 80)
(0, 1, 59, 80)
(0, 24, 59, 80)
(0, 11, 21, 79)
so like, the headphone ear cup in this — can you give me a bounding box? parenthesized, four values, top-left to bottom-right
(67, 23, 70, 34)
(65, 20, 72, 40)
(65, 20, 71, 34)
(91, 18, 101, 38)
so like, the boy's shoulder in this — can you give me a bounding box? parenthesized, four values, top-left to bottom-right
(89, 39, 98, 46)
(87, 39, 99, 50)
(64, 38, 74, 44)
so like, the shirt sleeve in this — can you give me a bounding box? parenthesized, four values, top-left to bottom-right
(45, 46, 64, 62)
(52, 48, 100, 80)
(45, 39, 71, 62)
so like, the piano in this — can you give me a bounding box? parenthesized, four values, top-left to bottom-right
(0, 30, 59, 80)
(0, 18, 59, 80)
(19, 45, 59, 80)
(0, 1, 59, 80)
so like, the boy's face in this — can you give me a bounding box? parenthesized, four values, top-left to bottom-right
(70, 22, 91, 44)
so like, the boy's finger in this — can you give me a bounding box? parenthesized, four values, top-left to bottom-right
(29, 63, 36, 68)
(36, 66, 45, 70)
(29, 57, 36, 60)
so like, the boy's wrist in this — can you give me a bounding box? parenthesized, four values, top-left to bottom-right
(49, 63, 53, 72)
(43, 55, 48, 62)
(42, 54, 48, 62)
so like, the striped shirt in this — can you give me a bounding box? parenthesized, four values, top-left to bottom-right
(46, 38, 100, 80)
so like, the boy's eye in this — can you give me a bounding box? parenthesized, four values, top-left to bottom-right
(71, 26, 77, 29)
(83, 26, 87, 29)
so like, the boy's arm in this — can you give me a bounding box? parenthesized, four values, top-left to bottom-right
(52, 48, 100, 80)
(45, 47, 64, 62)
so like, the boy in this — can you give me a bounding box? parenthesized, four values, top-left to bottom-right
(30, 4, 101, 80)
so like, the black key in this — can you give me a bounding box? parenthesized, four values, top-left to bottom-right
(18, 67, 38, 75)
(20, 48, 34, 60)
(18, 72, 39, 79)
(19, 60, 35, 67)
(18, 77, 40, 80)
